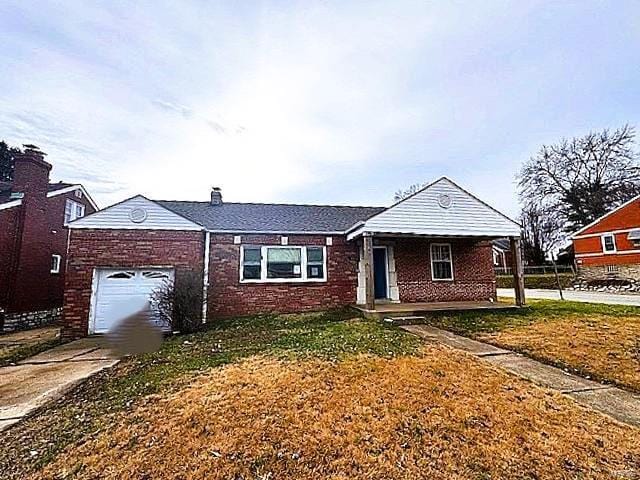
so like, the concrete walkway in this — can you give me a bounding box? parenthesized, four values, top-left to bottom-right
(402, 324, 640, 427)
(497, 288, 640, 306)
(0, 336, 119, 431)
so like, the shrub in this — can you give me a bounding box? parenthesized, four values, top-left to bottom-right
(151, 271, 203, 334)
(497, 273, 574, 289)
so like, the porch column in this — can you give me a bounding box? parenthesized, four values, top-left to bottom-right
(363, 233, 375, 310)
(510, 236, 526, 306)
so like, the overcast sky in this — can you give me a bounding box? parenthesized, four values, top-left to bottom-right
(1, 1, 638, 216)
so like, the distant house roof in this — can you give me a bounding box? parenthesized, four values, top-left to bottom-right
(492, 238, 511, 250)
(156, 201, 386, 233)
(48, 182, 74, 192)
(0, 182, 98, 210)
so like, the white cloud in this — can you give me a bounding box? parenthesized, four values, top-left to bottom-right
(0, 1, 638, 215)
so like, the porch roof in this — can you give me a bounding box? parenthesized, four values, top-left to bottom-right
(347, 177, 520, 240)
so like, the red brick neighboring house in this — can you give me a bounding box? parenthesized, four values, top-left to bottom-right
(0, 147, 98, 331)
(571, 195, 640, 282)
(63, 177, 523, 338)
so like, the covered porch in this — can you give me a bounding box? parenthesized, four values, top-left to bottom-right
(346, 178, 525, 313)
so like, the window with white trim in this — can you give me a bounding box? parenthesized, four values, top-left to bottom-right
(240, 245, 327, 282)
(51, 254, 61, 274)
(64, 199, 85, 224)
(430, 243, 453, 280)
(601, 234, 616, 253)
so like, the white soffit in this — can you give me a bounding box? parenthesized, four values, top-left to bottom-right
(347, 177, 520, 240)
(68, 195, 202, 230)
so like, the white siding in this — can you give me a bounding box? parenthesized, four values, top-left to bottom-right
(348, 177, 520, 239)
(68, 195, 202, 231)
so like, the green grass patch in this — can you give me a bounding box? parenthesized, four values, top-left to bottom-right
(496, 273, 574, 289)
(427, 299, 640, 336)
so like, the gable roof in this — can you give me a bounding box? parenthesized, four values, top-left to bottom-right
(570, 194, 640, 238)
(157, 201, 385, 233)
(68, 195, 202, 230)
(347, 177, 521, 239)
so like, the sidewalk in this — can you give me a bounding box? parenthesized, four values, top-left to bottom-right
(402, 324, 640, 427)
(497, 288, 640, 307)
(0, 336, 120, 431)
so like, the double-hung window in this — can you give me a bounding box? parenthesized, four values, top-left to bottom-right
(241, 245, 326, 282)
(64, 199, 85, 224)
(601, 234, 616, 253)
(431, 243, 453, 281)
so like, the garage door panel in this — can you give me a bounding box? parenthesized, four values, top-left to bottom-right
(91, 269, 174, 334)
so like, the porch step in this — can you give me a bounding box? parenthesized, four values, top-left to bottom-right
(383, 316, 427, 326)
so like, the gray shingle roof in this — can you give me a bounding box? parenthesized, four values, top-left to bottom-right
(156, 201, 386, 233)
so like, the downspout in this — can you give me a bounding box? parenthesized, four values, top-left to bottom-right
(201, 230, 211, 324)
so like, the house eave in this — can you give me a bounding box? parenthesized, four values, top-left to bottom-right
(47, 185, 99, 211)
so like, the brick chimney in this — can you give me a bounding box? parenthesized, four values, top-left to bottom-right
(210, 187, 223, 206)
(12, 145, 52, 196)
(9, 145, 53, 313)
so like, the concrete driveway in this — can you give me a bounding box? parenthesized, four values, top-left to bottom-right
(0, 336, 119, 431)
(497, 288, 640, 307)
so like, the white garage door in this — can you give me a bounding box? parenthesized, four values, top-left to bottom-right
(91, 268, 174, 334)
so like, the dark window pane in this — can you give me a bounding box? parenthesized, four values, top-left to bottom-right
(604, 236, 615, 251)
(307, 264, 324, 279)
(307, 247, 324, 263)
(267, 262, 301, 278)
(433, 261, 452, 280)
(243, 265, 261, 279)
(244, 247, 261, 263)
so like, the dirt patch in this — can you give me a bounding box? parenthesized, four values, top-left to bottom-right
(479, 314, 640, 392)
(35, 347, 639, 480)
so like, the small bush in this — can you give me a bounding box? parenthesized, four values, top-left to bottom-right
(497, 273, 574, 289)
(151, 271, 203, 334)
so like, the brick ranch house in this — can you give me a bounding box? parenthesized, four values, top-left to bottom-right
(0, 147, 97, 331)
(571, 194, 640, 285)
(63, 177, 524, 338)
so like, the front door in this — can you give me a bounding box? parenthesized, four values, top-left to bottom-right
(373, 247, 388, 299)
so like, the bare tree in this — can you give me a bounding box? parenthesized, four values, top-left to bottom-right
(519, 203, 562, 264)
(518, 125, 640, 233)
(393, 182, 426, 201)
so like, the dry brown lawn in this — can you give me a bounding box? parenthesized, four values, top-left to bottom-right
(35, 346, 640, 480)
(479, 314, 640, 392)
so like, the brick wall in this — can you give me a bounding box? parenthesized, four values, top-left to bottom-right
(0, 207, 19, 311)
(207, 234, 358, 317)
(62, 229, 204, 338)
(394, 238, 496, 302)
